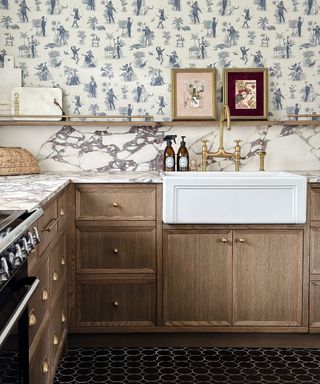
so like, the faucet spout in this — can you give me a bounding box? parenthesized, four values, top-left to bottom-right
(218, 104, 231, 150)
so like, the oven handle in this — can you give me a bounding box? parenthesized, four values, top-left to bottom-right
(0, 277, 39, 347)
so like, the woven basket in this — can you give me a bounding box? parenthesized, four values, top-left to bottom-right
(0, 147, 40, 176)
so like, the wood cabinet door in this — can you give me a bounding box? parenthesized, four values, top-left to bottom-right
(163, 230, 232, 326)
(233, 230, 304, 327)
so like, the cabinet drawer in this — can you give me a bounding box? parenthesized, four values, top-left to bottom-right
(310, 187, 320, 222)
(76, 185, 156, 220)
(310, 227, 320, 274)
(49, 233, 67, 305)
(29, 259, 49, 347)
(58, 188, 68, 233)
(310, 280, 320, 329)
(29, 322, 50, 384)
(76, 280, 155, 327)
(38, 198, 58, 256)
(77, 227, 156, 272)
(50, 291, 67, 365)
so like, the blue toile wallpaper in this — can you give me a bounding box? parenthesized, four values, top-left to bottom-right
(1, 0, 320, 120)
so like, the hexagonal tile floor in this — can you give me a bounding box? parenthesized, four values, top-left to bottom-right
(53, 347, 320, 383)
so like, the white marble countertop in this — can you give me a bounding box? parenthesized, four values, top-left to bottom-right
(0, 170, 319, 211)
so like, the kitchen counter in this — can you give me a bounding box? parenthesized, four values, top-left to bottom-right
(0, 170, 318, 211)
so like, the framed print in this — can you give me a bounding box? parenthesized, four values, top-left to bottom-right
(171, 68, 217, 121)
(223, 68, 268, 120)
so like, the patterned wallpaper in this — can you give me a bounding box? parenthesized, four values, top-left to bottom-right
(1, 0, 320, 121)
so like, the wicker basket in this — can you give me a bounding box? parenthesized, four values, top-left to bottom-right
(0, 147, 40, 176)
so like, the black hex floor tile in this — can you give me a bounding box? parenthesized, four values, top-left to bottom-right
(53, 347, 320, 384)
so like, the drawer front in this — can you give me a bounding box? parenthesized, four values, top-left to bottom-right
(77, 227, 156, 272)
(58, 188, 68, 233)
(29, 259, 49, 347)
(49, 233, 67, 305)
(50, 291, 67, 365)
(310, 187, 320, 222)
(76, 185, 156, 220)
(38, 198, 58, 256)
(310, 280, 320, 328)
(76, 280, 155, 327)
(29, 322, 50, 384)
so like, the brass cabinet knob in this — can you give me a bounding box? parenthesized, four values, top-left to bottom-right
(113, 300, 119, 307)
(52, 271, 58, 281)
(112, 202, 119, 207)
(42, 289, 48, 301)
(113, 248, 119, 254)
(53, 334, 59, 345)
(236, 238, 245, 243)
(221, 238, 228, 243)
(29, 312, 37, 327)
(61, 311, 66, 323)
(42, 359, 49, 374)
(61, 257, 65, 265)
(60, 207, 65, 216)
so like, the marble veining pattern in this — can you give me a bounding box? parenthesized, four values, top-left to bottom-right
(35, 123, 320, 172)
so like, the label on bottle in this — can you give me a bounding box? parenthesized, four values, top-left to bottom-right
(179, 156, 188, 169)
(165, 157, 174, 169)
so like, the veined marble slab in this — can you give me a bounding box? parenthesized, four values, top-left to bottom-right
(0, 170, 318, 212)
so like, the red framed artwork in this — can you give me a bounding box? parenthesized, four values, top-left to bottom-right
(223, 68, 268, 120)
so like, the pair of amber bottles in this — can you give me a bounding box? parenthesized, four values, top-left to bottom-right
(163, 135, 189, 172)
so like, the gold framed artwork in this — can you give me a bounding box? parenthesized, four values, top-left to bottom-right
(171, 68, 217, 121)
(223, 68, 268, 120)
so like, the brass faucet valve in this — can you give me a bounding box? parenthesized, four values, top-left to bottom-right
(259, 150, 266, 172)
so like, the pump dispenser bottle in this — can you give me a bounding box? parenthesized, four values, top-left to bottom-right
(177, 136, 189, 171)
(163, 135, 177, 171)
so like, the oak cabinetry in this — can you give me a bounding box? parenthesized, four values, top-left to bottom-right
(309, 184, 320, 332)
(163, 226, 306, 331)
(29, 187, 69, 383)
(72, 184, 159, 332)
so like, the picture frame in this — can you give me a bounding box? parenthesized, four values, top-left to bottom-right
(223, 68, 268, 120)
(171, 68, 217, 121)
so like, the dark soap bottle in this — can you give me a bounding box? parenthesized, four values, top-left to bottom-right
(163, 135, 177, 171)
(177, 136, 189, 171)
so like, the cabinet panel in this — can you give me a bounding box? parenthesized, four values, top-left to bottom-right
(49, 232, 67, 305)
(310, 187, 320, 222)
(50, 290, 67, 367)
(38, 198, 58, 257)
(77, 227, 156, 272)
(57, 188, 68, 233)
(76, 184, 156, 220)
(233, 230, 303, 326)
(310, 227, 320, 274)
(29, 322, 50, 384)
(76, 280, 155, 327)
(163, 230, 232, 326)
(310, 280, 320, 329)
(28, 258, 49, 348)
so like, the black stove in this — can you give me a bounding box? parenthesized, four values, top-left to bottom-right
(0, 208, 43, 384)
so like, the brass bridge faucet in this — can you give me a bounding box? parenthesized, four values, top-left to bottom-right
(201, 104, 241, 172)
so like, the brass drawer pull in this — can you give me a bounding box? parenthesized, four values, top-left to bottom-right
(61, 311, 66, 323)
(60, 208, 65, 216)
(52, 271, 58, 281)
(221, 238, 228, 243)
(29, 312, 37, 327)
(42, 359, 49, 374)
(53, 334, 59, 345)
(61, 257, 65, 265)
(236, 238, 245, 243)
(113, 300, 119, 307)
(113, 248, 119, 254)
(112, 202, 119, 207)
(41, 218, 58, 232)
(42, 289, 48, 301)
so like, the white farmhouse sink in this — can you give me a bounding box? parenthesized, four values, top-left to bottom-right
(161, 171, 307, 224)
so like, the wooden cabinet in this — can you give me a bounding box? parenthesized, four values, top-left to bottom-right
(163, 226, 306, 331)
(233, 230, 304, 327)
(163, 230, 232, 326)
(309, 184, 320, 331)
(29, 187, 69, 384)
(71, 184, 160, 332)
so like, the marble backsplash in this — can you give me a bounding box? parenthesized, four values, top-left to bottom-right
(0, 123, 319, 172)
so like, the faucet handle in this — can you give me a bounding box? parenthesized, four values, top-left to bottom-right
(202, 139, 209, 145)
(234, 139, 241, 146)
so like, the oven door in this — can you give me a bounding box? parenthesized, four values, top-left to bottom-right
(0, 272, 39, 384)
